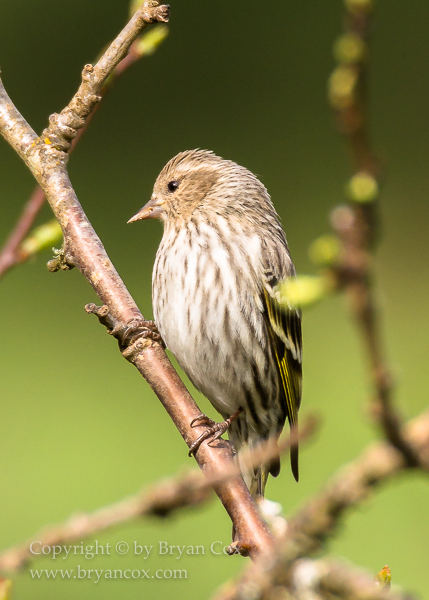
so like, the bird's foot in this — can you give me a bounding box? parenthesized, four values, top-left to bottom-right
(120, 319, 165, 350)
(188, 408, 243, 457)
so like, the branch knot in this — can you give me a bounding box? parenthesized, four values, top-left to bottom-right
(47, 247, 75, 271)
(42, 112, 85, 152)
(82, 64, 94, 81)
(149, 4, 170, 23)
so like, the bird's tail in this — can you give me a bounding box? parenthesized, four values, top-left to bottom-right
(290, 422, 299, 482)
(243, 460, 269, 500)
(230, 430, 280, 500)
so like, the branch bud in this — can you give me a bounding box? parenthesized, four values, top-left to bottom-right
(309, 235, 341, 267)
(374, 565, 391, 590)
(346, 172, 379, 203)
(0, 579, 11, 600)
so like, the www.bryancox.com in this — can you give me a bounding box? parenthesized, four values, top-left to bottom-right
(30, 566, 188, 583)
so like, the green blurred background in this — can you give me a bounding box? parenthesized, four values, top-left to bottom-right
(1, 0, 428, 598)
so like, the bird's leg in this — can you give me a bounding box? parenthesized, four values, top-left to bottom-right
(188, 407, 243, 457)
(120, 319, 165, 350)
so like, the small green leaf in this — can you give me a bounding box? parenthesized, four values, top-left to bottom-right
(333, 33, 366, 64)
(20, 219, 63, 258)
(134, 24, 169, 57)
(328, 65, 358, 110)
(276, 275, 334, 309)
(309, 235, 341, 267)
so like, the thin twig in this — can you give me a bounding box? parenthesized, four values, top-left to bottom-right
(329, 0, 419, 466)
(0, 187, 45, 277)
(0, 472, 209, 573)
(293, 558, 411, 600)
(0, 417, 318, 572)
(0, 2, 273, 558)
(212, 410, 429, 600)
(0, 25, 167, 280)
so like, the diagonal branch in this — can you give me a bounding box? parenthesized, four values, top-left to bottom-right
(0, 2, 272, 558)
(212, 410, 429, 600)
(0, 24, 168, 280)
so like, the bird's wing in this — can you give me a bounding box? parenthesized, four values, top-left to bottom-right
(260, 239, 302, 481)
(262, 286, 302, 422)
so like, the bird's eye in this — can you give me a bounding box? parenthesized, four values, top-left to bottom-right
(167, 180, 179, 193)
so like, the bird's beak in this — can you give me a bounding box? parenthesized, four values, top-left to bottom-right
(127, 196, 165, 223)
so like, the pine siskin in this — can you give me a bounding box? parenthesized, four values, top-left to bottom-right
(129, 150, 302, 498)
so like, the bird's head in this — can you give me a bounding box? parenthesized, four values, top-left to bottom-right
(128, 149, 228, 226)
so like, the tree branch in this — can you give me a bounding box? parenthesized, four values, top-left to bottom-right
(292, 558, 410, 600)
(0, 186, 46, 277)
(0, 417, 318, 573)
(212, 410, 429, 599)
(0, 20, 168, 280)
(328, 0, 420, 467)
(0, 471, 210, 573)
(0, 2, 273, 558)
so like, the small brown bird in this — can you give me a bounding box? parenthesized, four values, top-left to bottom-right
(129, 150, 302, 498)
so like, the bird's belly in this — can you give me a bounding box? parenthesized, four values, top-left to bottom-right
(152, 241, 270, 419)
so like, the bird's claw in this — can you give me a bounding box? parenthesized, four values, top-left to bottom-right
(190, 414, 215, 428)
(188, 408, 243, 457)
(188, 421, 229, 457)
(120, 319, 165, 350)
